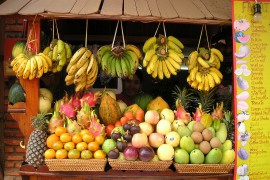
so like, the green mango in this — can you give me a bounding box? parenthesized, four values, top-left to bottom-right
(205, 148, 222, 164)
(221, 140, 233, 152)
(220, 149, 235, 164)
(215, 123, 227, 143)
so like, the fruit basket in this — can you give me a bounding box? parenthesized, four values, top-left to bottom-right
(108, 159, 172, 171)
(173, 163, 234, 174)
(45, 158, 107, 171)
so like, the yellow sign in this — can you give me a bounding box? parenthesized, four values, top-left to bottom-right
(233, 1, 270, 180)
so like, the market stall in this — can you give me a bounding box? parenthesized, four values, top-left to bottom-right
(0, 0, 241, 179)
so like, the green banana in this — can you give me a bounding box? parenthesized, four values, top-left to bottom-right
(97, 45, 111, 64)
(58, 48, 67, 66)
(57, 40, 65, 54)
(65, 43, 72, 59)
(52, 44, 58, 61)
(101, 52, 112, 72)
(110, 57, 117, 77)
(115, 57, 123, 78)
(120, 57, 129, 78)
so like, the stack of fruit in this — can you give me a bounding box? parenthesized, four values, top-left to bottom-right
(186, 48, 224, 91)
(96, 44, 142, 79)
(43, 39, 72, 73)
(142, 35, 185, 79)
(10, 52, 53, 80)
(65, 47, 99, 92)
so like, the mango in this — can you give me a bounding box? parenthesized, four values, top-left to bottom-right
(220, 149, 235, 164)
(215, 123, 227, 143)
(221, 140, 233, 152)
(180, 136, 195, 153)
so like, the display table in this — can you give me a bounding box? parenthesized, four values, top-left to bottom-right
(19, 163, 233, 180)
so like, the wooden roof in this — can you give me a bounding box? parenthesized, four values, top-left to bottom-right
(0, 0, 231, 25)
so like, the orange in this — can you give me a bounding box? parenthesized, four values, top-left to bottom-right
(64, 142, 75, 151)
(80, 129, 91, 136)
(55, 149, 68, 159)
(72, 134, 82, 144)
(87, 141, 100, 152)
(76, 142, 88, 151)
(55, 126, 67, 137)
(82, 133, 95, 143)
(68, 149, 80, 159)
(94, 149, 106, 159)
(95, 135, 105, 145)
(60, 133, 72, 143)
(46, 134, 60, 149)
(52, 141, 64, 151)
(44, 149, 56, 159)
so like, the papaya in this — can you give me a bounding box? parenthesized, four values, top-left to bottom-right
(124, 104, 142, 118)
(147, 96, 169, 113)
(99, 94, 122, 126)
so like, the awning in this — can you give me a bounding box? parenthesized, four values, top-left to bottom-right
(0, 0, 231, 25)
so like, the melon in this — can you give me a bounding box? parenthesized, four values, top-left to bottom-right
(134, 93, 153, 112)
(8, 81, 25, 105)
(12, 41, 26, 58)
(236, 35, 250, 44)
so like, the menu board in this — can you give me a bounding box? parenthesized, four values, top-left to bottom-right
(233, 1, 270, 180)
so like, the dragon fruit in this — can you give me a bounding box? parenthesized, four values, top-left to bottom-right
(48, 102, 65, 133)
(60, 93, 76, 120)
(70, 92, 82, 111)
(80, 91, 101, 108)
(76, 102, 91, 129)
(89, 110, 105, 136)
(66, 118, 81, 136)
(193, 103, 204, 122)
(174, 100, 191, 124)
(211, 102, 224, 120)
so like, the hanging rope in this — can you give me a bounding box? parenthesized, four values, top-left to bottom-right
(120, 20, 125, 48)
(85, 19, 88, 48)
(112, 20, 119, 49)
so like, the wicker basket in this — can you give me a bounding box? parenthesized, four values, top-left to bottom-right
(174, 163, 234, 174)
(108, 159, 172, 171)
(45, 158, 107, 171)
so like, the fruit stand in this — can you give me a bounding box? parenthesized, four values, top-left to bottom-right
(0, 0, 238, 179)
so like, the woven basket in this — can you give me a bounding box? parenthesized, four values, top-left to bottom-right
(174, 163, 234, 174)
(108, 159, 172, 171)
(45, 159, 107, 171)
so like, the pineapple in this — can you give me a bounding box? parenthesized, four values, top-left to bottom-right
(172, 86, 194, 110)
(26, 113, 50, 168)
(194, 87, 217, 113)
(223, 110, 235, 148)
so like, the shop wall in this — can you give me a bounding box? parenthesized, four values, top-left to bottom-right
(1, 17, 26, 179)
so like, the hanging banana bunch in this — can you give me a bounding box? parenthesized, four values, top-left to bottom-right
(142, 23, 185, 80)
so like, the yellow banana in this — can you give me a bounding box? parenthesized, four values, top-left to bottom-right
(16, 59, 28, 77)
(146, 64, 152, 75)
(77, 50, 91, 69)
(209, 71, 221, 85)
(75, 60, 89, 79)
(22, 59, 31, 79)
(167, 36, 184, 49)
(157, 60, 164, 80)
(208, 52, 215, 64)
(75, 81, 86, 92)
(12, 56, 28, 72)
(125, 44, 143, 60)
(164, 58, 177, 76)
(38, 55, 49, 73)
(190, 80, 199, 89)
(210, 55, 221, 69)
(143, 36, 157, 53)
(87, 61, 98, 82)
(206, 73, 215, 88)
(197, 56, 210, 68)
(11, 53, 26, 67)
(167, 56, 181, 70)
(188, 51, 198, 70)
(187, 75, 192, 83)
(148, 54, 158, 72)
(151, 60, 159, 78)
(65, 78, 74, 86)
(39, 53, 52, 69)
(197, 75, 205, 91)
(74, 74, 87, 85)
(203, 74, 210, 91)
(36, 64, 44, 78)
(65, 74, 75, 83)
(210, 67, 223, 79)
(67, 64, 77, 76)
(143, 48, 156, 63)
(189, 66, 198, 81)
(56, 65, 63, 72)
(195, 71, 202, 83)
(29, 56, 37, 80)
(167, 40, 182, 54)
(211, 48, 223, 62)
(168, 49, 182, 63)
(162, 60, 171, 79)
(86, 54, 95, 75)
(69, 47, 87, 66)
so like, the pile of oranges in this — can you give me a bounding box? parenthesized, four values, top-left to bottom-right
(44, 127, 106, 159)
